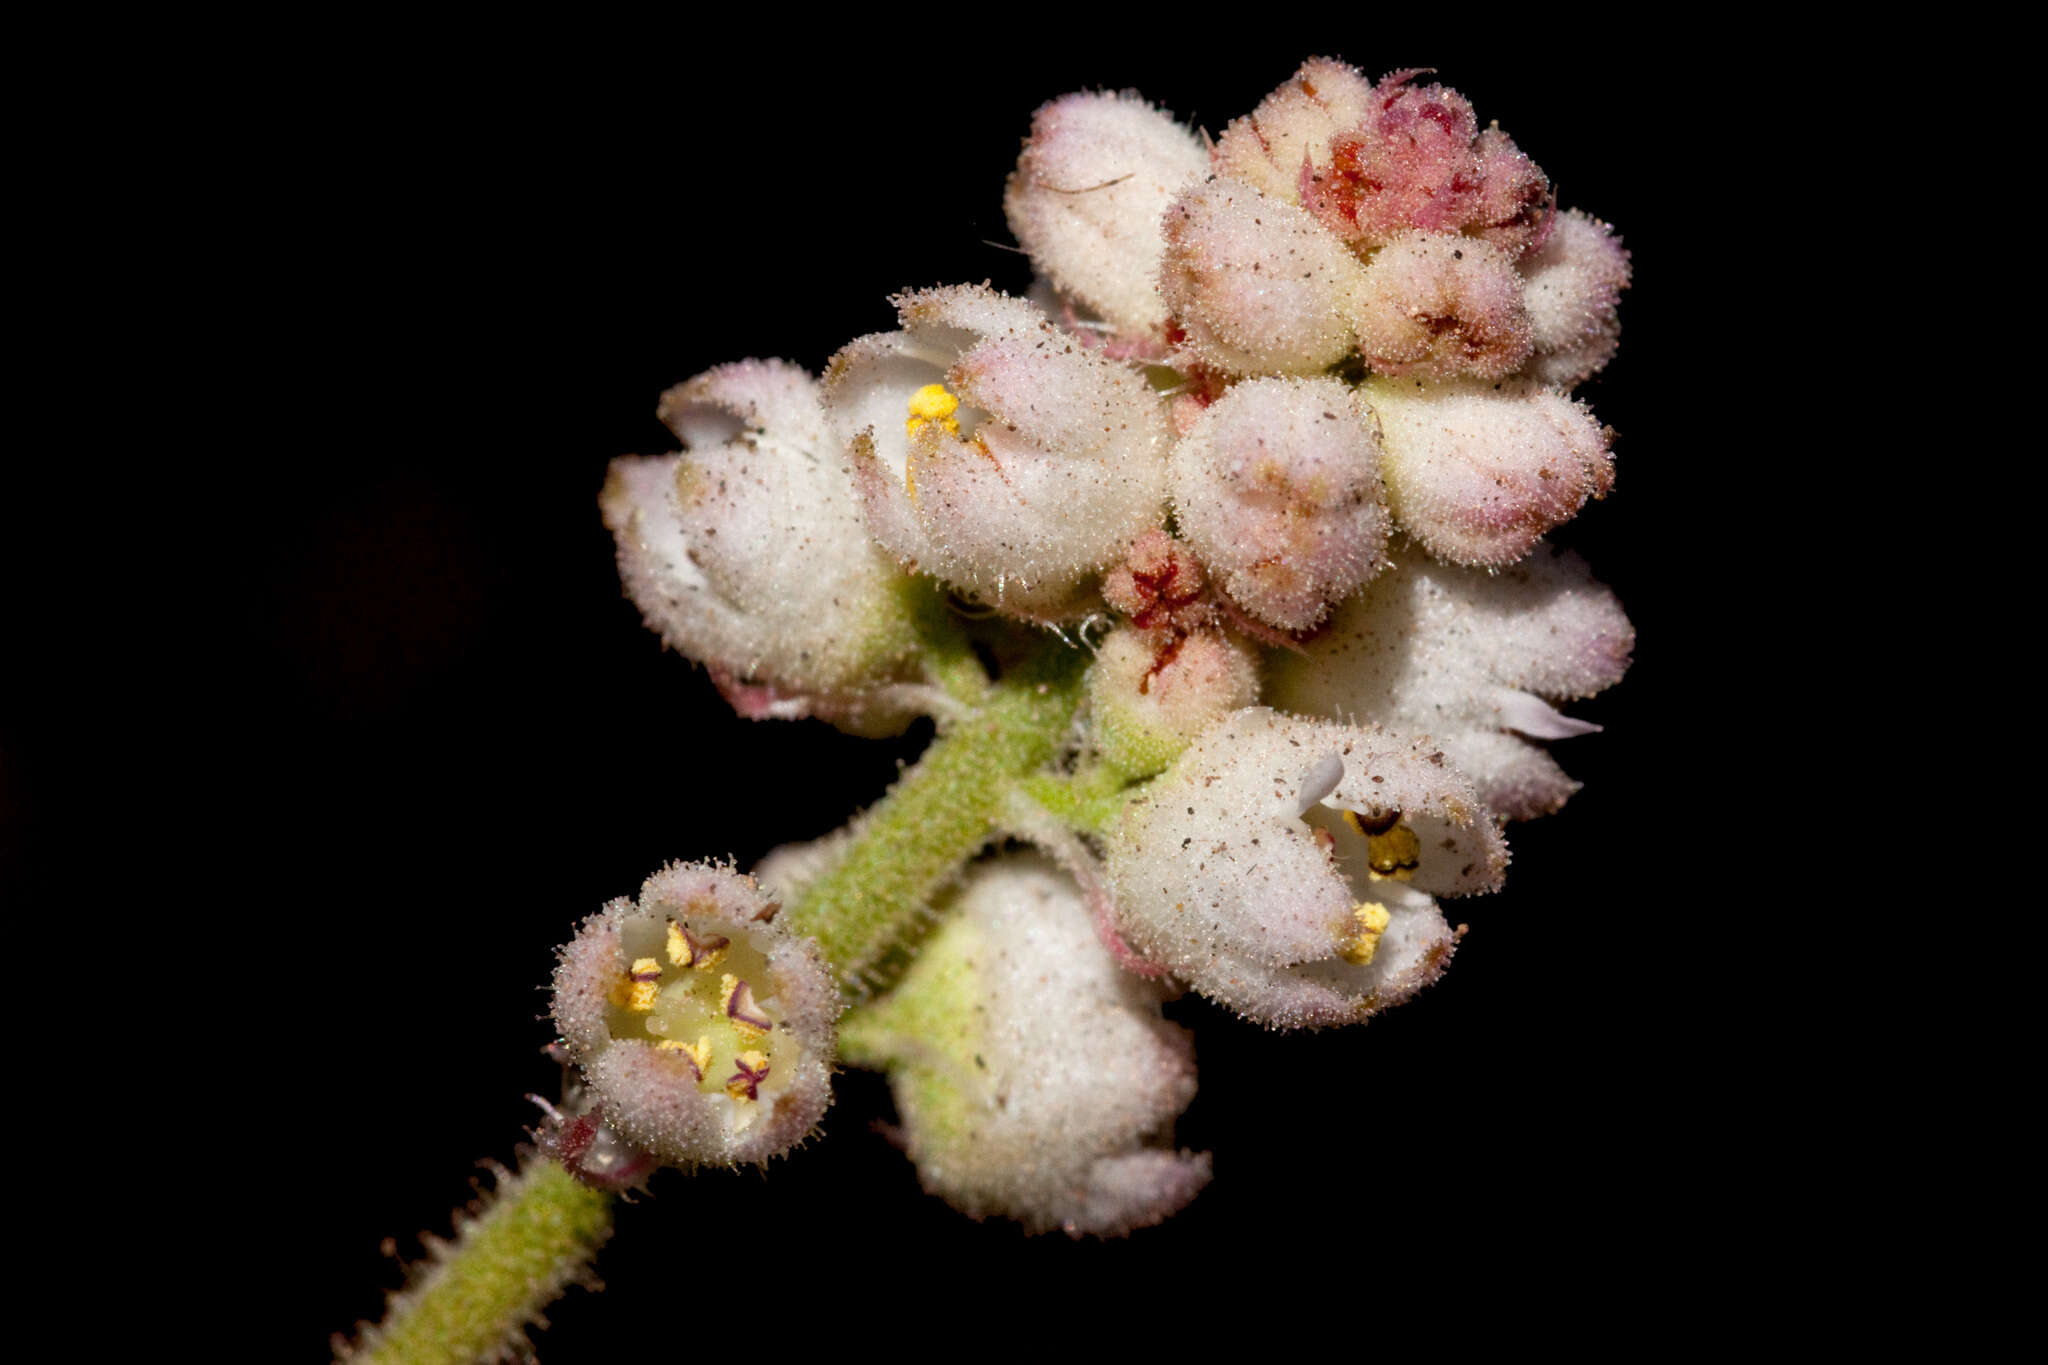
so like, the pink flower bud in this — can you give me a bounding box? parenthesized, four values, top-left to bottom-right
(550, 861, 839, 1168)
(823, 284, 1169, 618)
(1004, 91, 1209, 337)
(1365, 375, 1613, 567)
(1159, 178, 1368, 375)
(1517, 209, 1631, 389)
(1266, 544, 1632, 819)
(599, 359, 921, 711)
(840, 855, 1209, 1236)
(1106, 707, 1506, 1029)
(1087, 626, 1260, 778)
(1350, 231, 1532, 381)
(1100, 528, 1217, 634)
(1168, 376, 1392, 631)
(1212, 57, 1375, 205)
(1300, 70, 1482, 246)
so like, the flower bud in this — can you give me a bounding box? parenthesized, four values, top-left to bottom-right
(1265, 545, 1632, 819)
(600, 359, 921, 715)
(1350, 231, 1532, 381)
(1004, 91, 1209, 337)
(1168, 375, 1391, 630)
(1159, 177, 1368, 375)
(1100, 528, 1217, 633)
(1365, 375, 1613, 567)
(823, 284, 1169, 618)
(1517, 209, 1631, 389)
(1087, 626, 1259, 779)
(551, 861, 839, 1168)
(1299, 70, 1481, 245)
(840, 854, 1210, 1236)
(1212, 57, 1374, 205)
(1106, 707, 1507, 1029)
(1469, 126, 1555, 259)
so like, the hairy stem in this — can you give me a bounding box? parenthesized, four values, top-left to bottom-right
(343, 1159, 613, 1365)
(785, 641, 1085, 987)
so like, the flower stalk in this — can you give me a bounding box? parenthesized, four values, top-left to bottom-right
(341, 1159, 613, 1365)
(783, 639, 1088, 989)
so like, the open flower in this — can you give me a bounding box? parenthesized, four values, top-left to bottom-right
(823, 284, 1169, 618)
(1265, 544, 1631, 820)
(1365, 374, 1613, 567)
(600, 358, 923, 727)
(840, 854, 1210, 1236)
(551, 861, 840, 1168)
(1106, 707, 1506, 1029)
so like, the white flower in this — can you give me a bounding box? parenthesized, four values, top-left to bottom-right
(599, 358, 922, 717)
(1106, 707, 1506, 1029)
(1265, 543, 1632, 819)
(822, 284, 1169, 618)
(840, 854, 1210, 1236)
(551, 861, 840, 1167)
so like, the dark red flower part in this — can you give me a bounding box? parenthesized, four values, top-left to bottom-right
(725, 1057, 770, 1101)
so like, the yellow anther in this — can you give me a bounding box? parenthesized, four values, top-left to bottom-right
(1366, 824, 1421, 879)
(722, 973, 771, 1036)
(1340, 901, 1393, 965)
(615, 957, 662, 1012)
(1340, 808, 1420, 879)
(665, 919, 726, 970)
(658, 1035, 713, 1078)
(905, 382, 961, 439)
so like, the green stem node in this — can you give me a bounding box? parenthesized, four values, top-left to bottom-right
(786, 641, 1085, 987)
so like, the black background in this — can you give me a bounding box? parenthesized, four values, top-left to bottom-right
(8, 26, 1744, 1357)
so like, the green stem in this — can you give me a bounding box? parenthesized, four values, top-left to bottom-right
(346, 1160, 613, 1365)
(785, 641, 1085, 987)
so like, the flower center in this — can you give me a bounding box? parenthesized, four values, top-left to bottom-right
(606, 913, 783, 1103)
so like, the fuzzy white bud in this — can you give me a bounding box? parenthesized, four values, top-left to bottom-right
(1004, 91, 1209, 337)
(1212, 57, 1375, 205)
(1168, 375, 1390, 630)
(842, 854, 1210, 1236)
(1365, 375, 1613, 567)
(1159, 178, 1368, 375)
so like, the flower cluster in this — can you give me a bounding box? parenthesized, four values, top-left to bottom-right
(567, 55, 1633, 1232)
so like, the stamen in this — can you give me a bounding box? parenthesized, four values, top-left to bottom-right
(722, 974, 774, 1035)
(656, 1035, 712, 1080)
(1340, 901, 1393, 965)
(613, 957, 663, 1011)
(904, 382, 961, 439)
(725, 1051, 770, 1102)
(666, 919, 729, 970)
